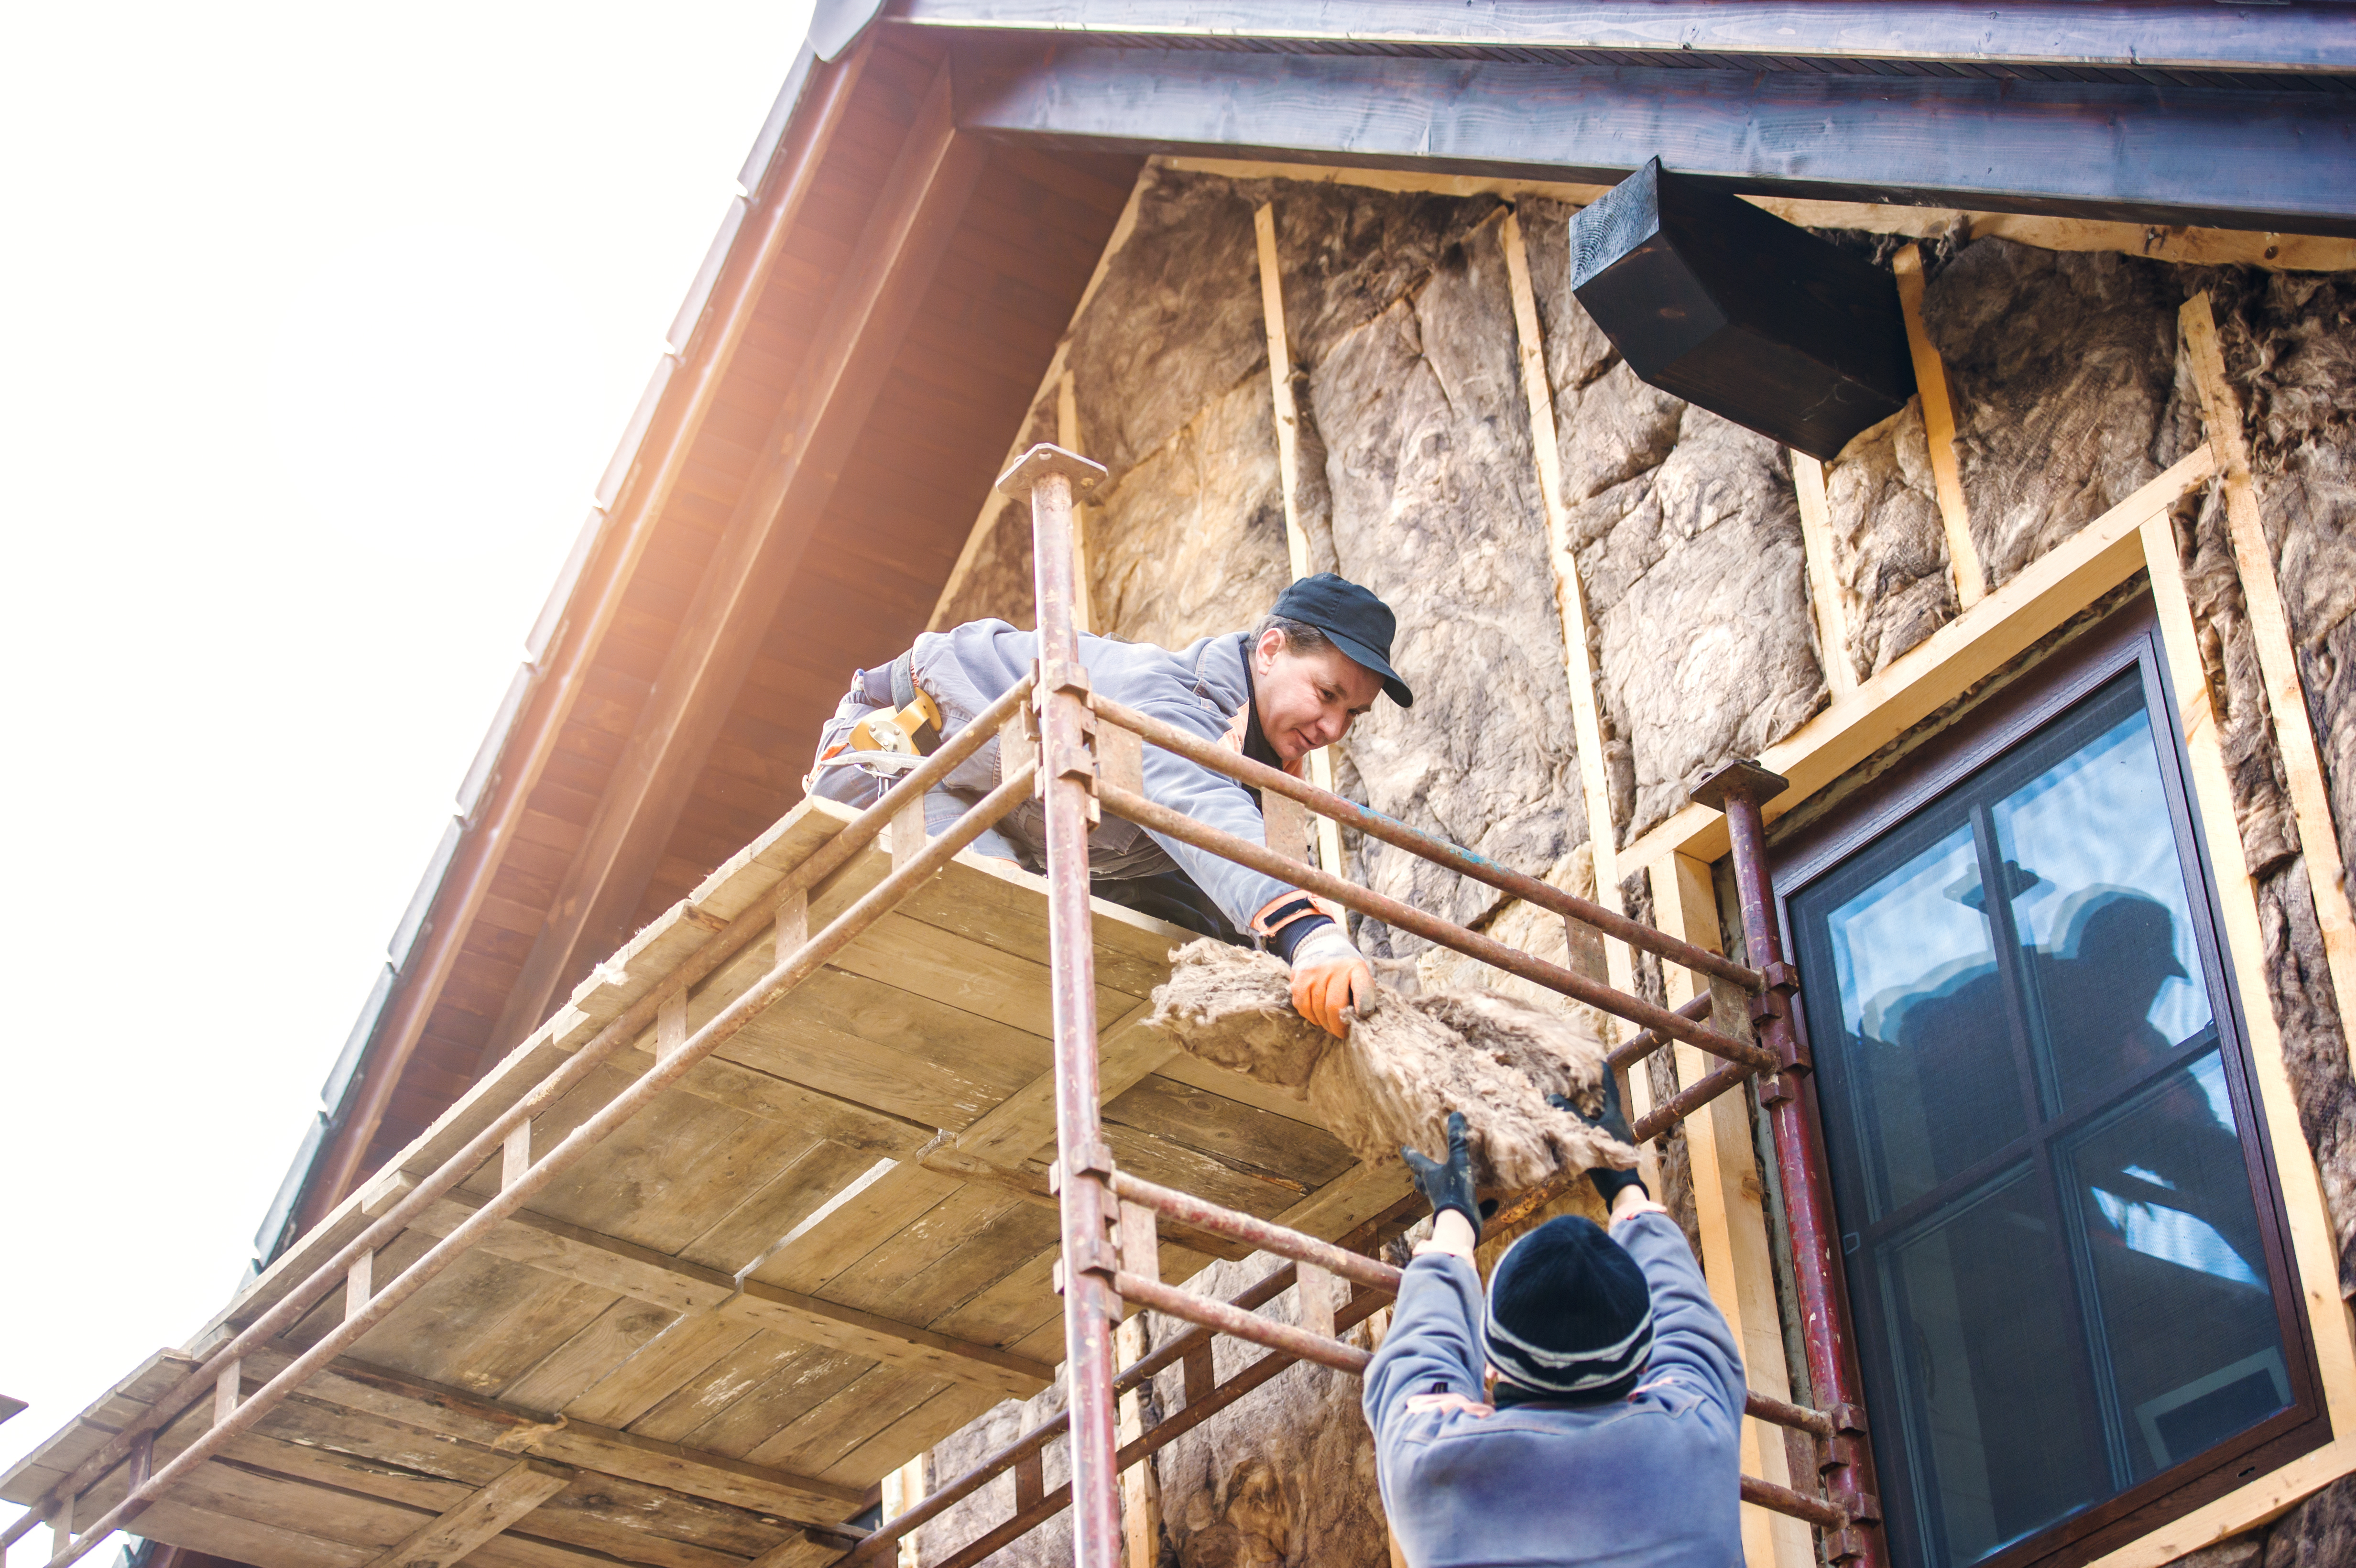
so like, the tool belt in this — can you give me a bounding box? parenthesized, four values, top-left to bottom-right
(812, 651, 942, 783)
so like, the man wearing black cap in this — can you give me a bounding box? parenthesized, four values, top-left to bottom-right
(1368, 1091, 1746, 1567)
(804, 573, 1413, 1037)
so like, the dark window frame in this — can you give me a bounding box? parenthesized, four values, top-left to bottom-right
(1767, 593, 2329, 1568)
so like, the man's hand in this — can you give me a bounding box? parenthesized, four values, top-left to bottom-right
(1548, 1072, 1648, 1204)
(1290, 923, 1371, 1038)
(1402, 1110, 1483, 1241)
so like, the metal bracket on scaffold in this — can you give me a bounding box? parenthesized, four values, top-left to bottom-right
(993, 442, 1124, 1568)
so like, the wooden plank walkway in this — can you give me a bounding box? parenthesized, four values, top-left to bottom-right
(3, 797, 1405, 1568)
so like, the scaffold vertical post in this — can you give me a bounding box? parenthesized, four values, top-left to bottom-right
(1000, 442, 1121, 1568)
(1697, 759, 1888, 1568)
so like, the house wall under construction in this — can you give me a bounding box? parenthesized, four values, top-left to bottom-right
(904, 159, 2356, 1568)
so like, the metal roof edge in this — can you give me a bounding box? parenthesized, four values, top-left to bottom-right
(740, 42, 822, 192)
(810, 0, 889, 62)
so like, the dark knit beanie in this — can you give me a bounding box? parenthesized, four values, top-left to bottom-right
(1483, 1216, 1655, 1402)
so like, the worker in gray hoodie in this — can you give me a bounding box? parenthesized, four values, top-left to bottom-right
(802, 573, 1410, 1038)
(1368, 1081, 1746, 1567)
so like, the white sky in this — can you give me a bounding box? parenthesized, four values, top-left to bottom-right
(0, 0, 817, 1546)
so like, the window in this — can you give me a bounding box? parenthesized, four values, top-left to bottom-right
(1780, 603, 2324, 1568)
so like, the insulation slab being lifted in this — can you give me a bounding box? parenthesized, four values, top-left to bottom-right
(1146, 940, 1634, 1192)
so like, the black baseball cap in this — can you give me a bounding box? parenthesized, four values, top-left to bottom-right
(1272, 573, 1413, 708)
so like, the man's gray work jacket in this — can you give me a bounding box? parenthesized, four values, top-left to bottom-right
(1363, 1212, 1746, 1568)
(898, 618, 1301, 933)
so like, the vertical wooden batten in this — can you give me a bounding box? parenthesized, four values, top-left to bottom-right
(1253, 198, 1344, 875)
(2181, 292, 2356, 1067)
(1893, 244, 1985, 610)
(486, 56, 991, 1058)
(294, 47, 871, 1230)
(1500, 207, 1630, 991)
(1791, 452, 1857, 696)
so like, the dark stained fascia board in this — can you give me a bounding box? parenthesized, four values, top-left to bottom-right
(951, 40, 2356, 238)
(896, 0, 2356, 79)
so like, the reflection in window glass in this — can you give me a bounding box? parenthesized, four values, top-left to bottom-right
(2062, 1052, 2283, 1483)
(1822, 826, 2018, 1218)
(1791, 671, 2293, 1568)
(1990, 708, 2213, 1111)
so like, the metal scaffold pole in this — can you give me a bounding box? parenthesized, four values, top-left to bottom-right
(1697, 760, 1890, 1568)
(1000, 443, 1123, 1568)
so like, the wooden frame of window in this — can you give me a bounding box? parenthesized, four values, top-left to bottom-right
(1617, 442, 2356, 1567)
(1772, 597, 2330, 1568)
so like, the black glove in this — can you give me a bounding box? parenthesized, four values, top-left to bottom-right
(1549, 1073, 1648, 1204)
(1402, 1110, 1483, 1239)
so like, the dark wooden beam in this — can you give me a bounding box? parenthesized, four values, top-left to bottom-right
(951, 40, 2356, 238)
(489, 57, 990, 1052)
(890, 0, 2356, 79)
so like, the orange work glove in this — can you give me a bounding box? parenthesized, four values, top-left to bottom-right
(1288, 923, 1371, 1038)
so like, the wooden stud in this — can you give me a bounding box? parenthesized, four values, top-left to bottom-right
(1791, 452, 1857, 694)
(1254, 202, 1311, 584)
(361, 1455, 574, 1568)
(772, 888, 807, 968)
(2138, 508, 2356, 1552)
(2181, 292, 2356, 1068)
(1118, 1200, 1161, 1286)
(1115, 1316, 1162, 1568)
(1893, 243, 1985, 609)
(880, 1454, 927, 1568)
(889, 794, 928, 870)
(1651, 856, 1813, 1568)
(1013, 1449, 1045, 1513)
(1099, 720, 1145, 795)
(655, 988, 689, 1063)
(1296, 1263, 1338, 1341)
(501, 1120, 533, 1191)
(1261, 789, 1312, 868)
(212, 1359, 240, 1429)
(1253, 198, 1347, 875)
(345, 1249, 373, 1321)
(1501, 207, 1638, 996)
(1181, 1344, 1213, 1410)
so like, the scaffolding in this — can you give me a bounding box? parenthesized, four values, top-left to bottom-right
(6, 443, 1889, 1568)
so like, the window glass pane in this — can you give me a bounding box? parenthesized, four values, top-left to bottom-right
(1790, 664, 2298, 1568)
(2059, 1050, 2288, 1484)
(1822, 825, 2021, 1218)
(1880, 1169, 2107, 1566)
(1988, 706, 2213, 1111)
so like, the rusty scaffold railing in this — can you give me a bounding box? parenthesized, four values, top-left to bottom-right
(933, 443, 1891, 1568)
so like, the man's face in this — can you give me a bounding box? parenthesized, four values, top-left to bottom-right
(1251, 628, 1383, 763)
